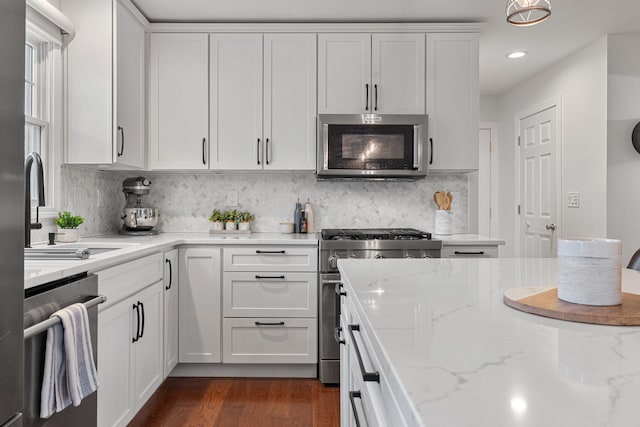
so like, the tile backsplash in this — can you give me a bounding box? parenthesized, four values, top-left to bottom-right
(141, 173, 469, 233)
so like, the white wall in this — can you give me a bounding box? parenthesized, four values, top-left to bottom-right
(480, 95, 499, 121)
(607, 33, 640, 266)
(496, 37, 608, 257)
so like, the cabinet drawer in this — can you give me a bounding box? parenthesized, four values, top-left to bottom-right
(222, 318, 317, 364)
(223, 272, 317, 318)
(441, 245, 499, 258)
(97, 253, 164, 309)
(223, 246, 317, 272)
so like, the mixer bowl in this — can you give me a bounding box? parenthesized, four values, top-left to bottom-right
(122, 207, 159, 230)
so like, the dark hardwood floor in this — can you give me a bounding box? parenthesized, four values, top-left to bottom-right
(129, 378, 340, 427)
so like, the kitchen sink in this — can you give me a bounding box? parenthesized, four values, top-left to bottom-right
(25, 242, 139, 259)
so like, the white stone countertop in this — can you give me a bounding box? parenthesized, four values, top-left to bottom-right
(436, 233, 506, 246)
(338, 258, 640, 427)
(25, 232, 318, 290)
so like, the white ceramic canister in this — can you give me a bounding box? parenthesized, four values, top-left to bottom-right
(557, 238, 622, 306)
(434, 210, 453, 235)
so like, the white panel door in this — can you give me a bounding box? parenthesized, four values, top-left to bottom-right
(210, 34, 263, 170)
(519, 106, 558, 258)
(371, 34, 425, 114)
(263, 33, 317, 171)
(318, 34, 372, 114)
(163, 249, 179, 378)
(426, 33, 479, 172)
(97, 298, 134, 427)
(115, 2, 145, 168)
(179, 247, 222, 363)
(148, 33, 209, 170)
(132, 281, 164, 411)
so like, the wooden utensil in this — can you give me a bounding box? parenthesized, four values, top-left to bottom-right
(434, 192, 447, 210)
(433, 193, 440, 209)
(446, 192, 453, 210)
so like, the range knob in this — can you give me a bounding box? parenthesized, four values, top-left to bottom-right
(374, 254, 384, 259)
(423, 254, 433, 259)
(328, 255, 339, 269)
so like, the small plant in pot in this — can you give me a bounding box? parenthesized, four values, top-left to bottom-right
(54, 211, 84, 243)
(208, 209, 225, 230)
(237, 211, 255, 231)
(224, 210, 238, 230)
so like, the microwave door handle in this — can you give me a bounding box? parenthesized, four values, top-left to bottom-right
(323, 123, 329, 171)
(413, 125, 421, 170)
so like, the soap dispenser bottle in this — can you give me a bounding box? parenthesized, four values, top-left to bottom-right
(304, 198, 314, 233)
(294, 198, 302, 233)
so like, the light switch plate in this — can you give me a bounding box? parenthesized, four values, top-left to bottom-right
(567, 192, 580, 208)
(226, 191, 238, 207)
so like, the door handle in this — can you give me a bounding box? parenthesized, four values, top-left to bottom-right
(525, 222, 530, 228)
(165, 258, 172, 290)
(255, 275, 285, 280)
(254, 321, 285, 326)
(349, 391, 363, 427)
(132, 302, 140, 343)
(374, 84, 378, 111)
(365, 83, 369, 111)
(138, 301, 145, 339)
(334, 326, 345, 345)
(257, 138, 261, 165)
(117, 126, 125, 157)
(546, 223, 556, 231)
(348, 324, 380, 382)
(266, 138, 270, 165)
(202, 137, 206, 165)
(429, 138, 434, 165)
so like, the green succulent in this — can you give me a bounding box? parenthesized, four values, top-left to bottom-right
(54, 211, 84, 229)
(208, 209, 225, 222)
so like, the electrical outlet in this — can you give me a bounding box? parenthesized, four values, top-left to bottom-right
(567, 192, 580, 208)
(226, 191, 238, 207)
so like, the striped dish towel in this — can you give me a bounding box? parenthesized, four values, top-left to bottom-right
(40, 303, 98, 418)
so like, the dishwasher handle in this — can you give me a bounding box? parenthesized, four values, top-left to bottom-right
(24, 295, 107, 340)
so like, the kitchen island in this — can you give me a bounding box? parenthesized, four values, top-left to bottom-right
(337, 258, 640, 427)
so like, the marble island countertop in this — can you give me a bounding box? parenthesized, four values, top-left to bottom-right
(338, 258, 640, 427)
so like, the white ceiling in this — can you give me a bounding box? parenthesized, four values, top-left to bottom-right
(132, 0, 640, 95)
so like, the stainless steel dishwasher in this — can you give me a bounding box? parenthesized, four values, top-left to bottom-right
(23, 273, 104, 427)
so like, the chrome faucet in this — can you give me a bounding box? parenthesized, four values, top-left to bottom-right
(25, 152, 45, 248)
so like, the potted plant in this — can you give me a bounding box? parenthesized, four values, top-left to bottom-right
(208, 209, 224, 230)
(224, 210, 238, 230)
(237, 211, 255, 231)
(54, 211, 84, 243)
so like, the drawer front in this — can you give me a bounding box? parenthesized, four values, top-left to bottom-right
(97, 253, 164, 309)
(223, 246, 318, 272)
(223, 272, 317, 318)
(441, 245, 499, 258)
(222, 317, 317, 364)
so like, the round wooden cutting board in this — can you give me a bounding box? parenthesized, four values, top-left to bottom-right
(503, 287, 640, 326)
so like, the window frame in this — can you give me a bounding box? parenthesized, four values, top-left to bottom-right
(25, 25, 63, 220)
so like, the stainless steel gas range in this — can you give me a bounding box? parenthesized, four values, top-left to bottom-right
(318, 228, 442, 384)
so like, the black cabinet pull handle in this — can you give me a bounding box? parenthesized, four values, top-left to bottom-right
(139, 301, 145, 339)
(117, 126, 125, 157)
(335, 283, 346, 327)
(349, 391, 363, 427)
(255, 275, 285, 279)
(334, 326, 345, 345)
(202, 138, 206, 165)
(257, 138, 261, 165)
(454, 251, 485, 255)
(374, 84, 378, 111)
(165, 258, 172, 290)
(335, 282, 347, 297)
(255, 250, 285, 254)
(254, 321, 285, 326)
(132, 303, 140, 343)
(265, 138, 270, 165)
(365, 83, 369, 111)
(348, 324, 380, 382)
(429, 138, 434, 165)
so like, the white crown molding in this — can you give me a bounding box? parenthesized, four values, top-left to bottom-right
(146, 22, 486, 34)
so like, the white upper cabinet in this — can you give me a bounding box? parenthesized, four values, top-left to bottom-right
(318, 34, 371, 114)
(209, 33, 317, 171)
(263, 33, 317, 171)
(148, 33, 209, 170)
(63, 0, 146, 168)
(426, 33, 479, 172)
(210, 34, 264, 170)
(318, 33, 425, 114)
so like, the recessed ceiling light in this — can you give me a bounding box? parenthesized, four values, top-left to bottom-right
(506, 51, 528, 59)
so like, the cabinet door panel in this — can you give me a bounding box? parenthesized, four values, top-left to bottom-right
(318, 34, 371, 114)
(97, 298, 134, 427)
(263, 33, 317, 171)
(210, 34, 263, 170)
(115, 2, 145, 168)
(427, 33, 479, 172)
(371, 33, 425, 114)
(179, 248, 222, 363)
(148, 33, 209, 170)
(163, 249, 179, 378)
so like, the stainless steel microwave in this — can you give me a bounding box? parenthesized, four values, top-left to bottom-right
(317, 114, 429, 179)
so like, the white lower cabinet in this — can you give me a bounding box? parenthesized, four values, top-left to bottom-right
(97, 280, 163, 427)
(163, 249, 179, 377)
(222, 317, 317, 364)
(179, 247, 222, 363)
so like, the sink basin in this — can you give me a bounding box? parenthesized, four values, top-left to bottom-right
(25, 242, 139, 259)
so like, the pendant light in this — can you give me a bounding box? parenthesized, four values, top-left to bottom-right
(506, 0, 551, 26)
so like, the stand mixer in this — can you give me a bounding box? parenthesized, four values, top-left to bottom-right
(119, 176, 159, 235)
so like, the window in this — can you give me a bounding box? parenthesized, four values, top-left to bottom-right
(24, 26, 62, 217)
